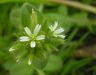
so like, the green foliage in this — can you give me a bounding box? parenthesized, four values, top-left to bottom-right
(0, 0, 96, 75)
(61, 58, 92, 75)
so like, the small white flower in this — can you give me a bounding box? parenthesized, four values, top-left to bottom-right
(49, 21, 65, 38)
(9, 47, 15, 52)
(19, 24, 45, 48)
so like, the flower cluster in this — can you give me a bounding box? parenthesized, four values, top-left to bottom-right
(9, 21, 65, 65)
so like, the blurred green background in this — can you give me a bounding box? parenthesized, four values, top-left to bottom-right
(0, 0, 96, 75)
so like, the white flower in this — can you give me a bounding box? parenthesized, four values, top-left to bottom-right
(19, 24, 45, 48)
(49, 21, 65, 38)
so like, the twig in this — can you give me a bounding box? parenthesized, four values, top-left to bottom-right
(50, 0, 96, 14)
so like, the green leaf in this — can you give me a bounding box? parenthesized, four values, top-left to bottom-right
(36, 69, 46, 75)
(44, 54, 63, 72)
(72, 12, 88, 26)
(32, 50, 49, 69)
(20, 3, 31, 27)
(20, 3, 45, 29)
(58, 5, 68, 16)
(9, 61, 34, 75)
(10, 8, 22, 30)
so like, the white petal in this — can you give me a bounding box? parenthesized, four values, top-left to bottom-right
(33, 24, 41, 35)
(28, 58, 32, 65)
(54, 27, 64, 34)
(30, 41, 36, 48)
(53, 21, 58, 31)
(9, 47, 15, 52)
(57, 35, 65, 38)
(49, 25, 53, 31)
(36, 35, 45, 40)
(49, 22, 58, 31)
(24, 27, 32, 36)
(19, 36, 30, 42)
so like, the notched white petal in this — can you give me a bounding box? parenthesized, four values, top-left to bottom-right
(33, 24, 41, 35)
(57, 35, 65, 38)
(19, 36, 30, 42)
(54, 27, 64, 34)
(24, 27, 32, 36)
(30, 41, 36, 48)
(53, 21, 58, 31)
(36, 35, 45, 40)
(49, 22, 58, 31)
(9, 47, 15, 52)
(49, 25, 53, 31)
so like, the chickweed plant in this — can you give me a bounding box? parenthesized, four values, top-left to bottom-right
(9, 8, 65, 69)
